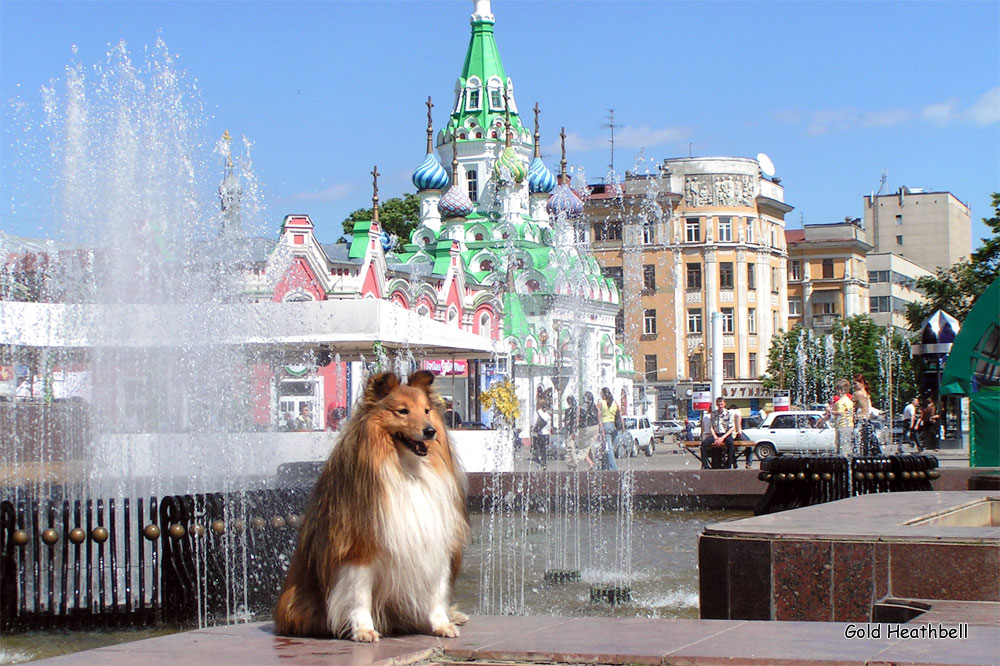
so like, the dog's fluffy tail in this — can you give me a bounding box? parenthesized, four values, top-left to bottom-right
(275, 579, 329, 637)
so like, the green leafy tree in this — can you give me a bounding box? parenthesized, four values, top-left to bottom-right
(762, 315, 914, 411)
(905, 192, 1000, 330)
(342, 192, 421, 243)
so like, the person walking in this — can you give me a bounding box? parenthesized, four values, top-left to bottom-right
(853, 374, 881, 456)
(597, 387, 619, 471)
(921, 397, 940, 451)
(530, 396, 552, 468)
(832, 379, 854, 456)
(581, 391, 599, 469)
(903, 397, 920, 449)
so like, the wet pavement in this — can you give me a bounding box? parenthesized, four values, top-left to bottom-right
(31, 612, 1000, 666)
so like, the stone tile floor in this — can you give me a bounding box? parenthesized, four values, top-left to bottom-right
(32, 612, 1000, 666)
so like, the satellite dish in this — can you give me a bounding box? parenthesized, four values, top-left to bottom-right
(757, 152, 776, 177)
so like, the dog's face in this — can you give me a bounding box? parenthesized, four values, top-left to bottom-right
(367, 370, 439, 457)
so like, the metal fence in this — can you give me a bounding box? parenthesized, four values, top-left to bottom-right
(0, 487, 309, 632)
(753, 454, 940, 516)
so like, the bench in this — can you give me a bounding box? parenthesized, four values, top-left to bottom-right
(680, 440, 756, 469)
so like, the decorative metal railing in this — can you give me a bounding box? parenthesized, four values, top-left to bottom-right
(753, 454, 940, 516)
(0, 488, 309, 632)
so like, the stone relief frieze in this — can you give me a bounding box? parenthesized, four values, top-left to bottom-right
(684, 174, 757, 208)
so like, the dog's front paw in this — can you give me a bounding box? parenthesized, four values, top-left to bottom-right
(352, 628, 380, 643)
(448, 605, 469, 625)
(432, 622, 460, 638)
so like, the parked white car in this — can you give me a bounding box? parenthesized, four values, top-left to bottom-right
(617, 416, 655, 457)
(740, 410, 835, 460)
(652, 419, 684, 443)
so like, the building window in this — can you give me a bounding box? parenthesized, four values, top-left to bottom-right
(723, 353, 735, 379)
(896, 235, 904, 245)
(721, 308, 734, 334)
(575, 224, 588, 243)
(749, 352, 758, 377)
(466, 88, 481, 111)
(822, 258, 834, 279)
(773, 310, 780, 332)
(745, 218, 755, 244)
(818, 302, 836, 315)
(686, 263, 702, 290)
(788, 299, 802, 316)
(747, 263, 756, 290)
(642, 222, 655, 245)
(644, 354, 658, 377)
(748, 308, 757, 334)
(687, 309, 703, 334)
(690, 357, 704, 380)
(685, 218, 701, 243)
(719, 262, 734, 289)
(870, 296, 890, 313)
(643, 264, 656, 291)
(790, 260, 802, 281)
(593, 220, 623, 241)
(489, 87, 504, 110)
(895, 214, 903, 225)
(771, 228, 778, 247)
(718, 217, 732, 242)
(771, 267, 780, 293)
(615, 310, 624, 335)
(467, 169, 478, 203)
(643, 309, 657, 335)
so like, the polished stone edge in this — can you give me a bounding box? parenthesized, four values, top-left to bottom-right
(31, 615, 1000, 666)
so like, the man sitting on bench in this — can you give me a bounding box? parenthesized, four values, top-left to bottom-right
(701, 396, 735, 469)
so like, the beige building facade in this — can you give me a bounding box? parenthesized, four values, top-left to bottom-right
(785, 220, 871, 333)
(866, 252, 932, 333)
(863, 187, 971, 271)
(583, 156, 792, 418)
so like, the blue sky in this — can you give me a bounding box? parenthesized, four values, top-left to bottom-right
(2, 0, 998, 247)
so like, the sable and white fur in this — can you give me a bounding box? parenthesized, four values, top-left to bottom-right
(274, 370, 469, 642)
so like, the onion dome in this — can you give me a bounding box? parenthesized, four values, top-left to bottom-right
(528, 156, 556, 194)
(438, 184, 474, 219)
(546, 182, 583, 218)
(496, 145, 527, 184)
(412, 152, 450, 191)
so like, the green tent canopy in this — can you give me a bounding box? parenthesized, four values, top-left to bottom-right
(941, 277, 1000, 467)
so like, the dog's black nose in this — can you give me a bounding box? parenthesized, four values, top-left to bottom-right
(422, 426, 437, 440)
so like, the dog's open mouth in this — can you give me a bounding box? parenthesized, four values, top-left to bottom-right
(393, 432, 429, 456)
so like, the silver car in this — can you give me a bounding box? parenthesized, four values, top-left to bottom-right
(740, 410, 835, 460)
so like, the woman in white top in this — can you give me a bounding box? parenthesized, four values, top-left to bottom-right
(531, 397, 552, 468)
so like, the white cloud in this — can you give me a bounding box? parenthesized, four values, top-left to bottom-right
(921, 98, 959, 124)
(786, 86, 998, 135)
(288, 182, 356, 202)
(966, 87, 1000, 125)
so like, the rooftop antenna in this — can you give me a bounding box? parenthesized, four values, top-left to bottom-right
(873, 169, 887, 252)
(601, 108, 619, 176)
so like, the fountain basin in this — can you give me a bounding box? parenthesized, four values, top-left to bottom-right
(699, 491, 1000, 623)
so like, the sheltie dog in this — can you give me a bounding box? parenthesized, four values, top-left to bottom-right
(274, 370, 469, 642)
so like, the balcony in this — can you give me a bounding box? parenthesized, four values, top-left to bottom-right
(813, 314, 840, 329)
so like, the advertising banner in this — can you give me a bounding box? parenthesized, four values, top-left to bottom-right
(773, 390, 790, 412)
(692, 383, 712, 411)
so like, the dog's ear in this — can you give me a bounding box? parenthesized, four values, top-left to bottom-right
(407, 370, 435, 391)
(367, 372, 401, 401)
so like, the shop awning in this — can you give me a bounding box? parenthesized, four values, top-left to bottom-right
(0, 299, 500, 361)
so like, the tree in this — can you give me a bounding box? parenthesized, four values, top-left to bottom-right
(762, 315, 915, 411)
(905, 192, 1000, 330)
(341, 193, 421, 243)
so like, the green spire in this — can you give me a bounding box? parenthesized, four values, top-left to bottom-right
(445, 1, 525, 141)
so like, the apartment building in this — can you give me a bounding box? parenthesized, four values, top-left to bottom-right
(583, 156, 792, 417)
(866, 252, 932, 332)
(785, 219, 871, 333)
(863, 187, 971, 271)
